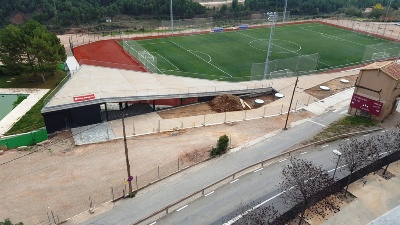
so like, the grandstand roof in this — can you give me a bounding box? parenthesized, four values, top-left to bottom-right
(42, 65, 272, 113)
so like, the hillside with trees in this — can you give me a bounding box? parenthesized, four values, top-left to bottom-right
(2, 0, 400, 30)
(0, 0, 206, 28)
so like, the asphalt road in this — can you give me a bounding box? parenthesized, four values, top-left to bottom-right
(82, 106, 351, 225)
(156, 129, 387, 225)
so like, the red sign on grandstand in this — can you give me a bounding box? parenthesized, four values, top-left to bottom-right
(350, 94, 383, 116)
(73, 94, 95, 102)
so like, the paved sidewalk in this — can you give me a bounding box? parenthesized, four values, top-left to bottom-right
(320, 161, 400, 225)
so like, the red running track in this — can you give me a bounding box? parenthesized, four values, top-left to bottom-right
(73, 40, 147, 72)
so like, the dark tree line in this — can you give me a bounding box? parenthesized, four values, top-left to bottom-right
(0, 0, 206, 28)
(2, 0, 400, 29)
(243, 0, 400, 15)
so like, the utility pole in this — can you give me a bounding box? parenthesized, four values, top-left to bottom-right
(122, 112, 132, 195)
(283, 76, 299, 130)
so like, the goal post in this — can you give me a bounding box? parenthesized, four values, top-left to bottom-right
(363, 42, 400, 62)
(250, 53, 319, 80)
(122, 39, 159, 73)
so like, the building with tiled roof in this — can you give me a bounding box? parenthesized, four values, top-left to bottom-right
(348, 60, 400, 121)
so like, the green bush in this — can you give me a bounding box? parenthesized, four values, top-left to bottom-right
(210, 134, 229, 157)
(0, 219, 23, 225)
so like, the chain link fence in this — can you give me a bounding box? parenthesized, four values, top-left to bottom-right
(122, 39, 160, 73)
(251, 53, 320, 80)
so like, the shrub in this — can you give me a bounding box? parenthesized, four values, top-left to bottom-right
(0, 219, 23, 225)
(210, 134, 229, 157)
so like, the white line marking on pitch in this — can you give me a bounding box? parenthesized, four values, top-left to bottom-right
(176, 205, 188, 212)
(321, 145, 329, 148)
(230, 179, 239, 184)
(254, 168, 264, 173)
(279, 158, 287, 162)
(301, 152, 307, 155)
(308, 120, 326, 127)
(205, 191, 214, 197)
(171, 41, 233, 78)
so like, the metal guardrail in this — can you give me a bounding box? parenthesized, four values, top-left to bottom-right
(132, 127, 383, 225)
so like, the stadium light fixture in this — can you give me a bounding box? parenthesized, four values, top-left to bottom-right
(263, 12, 277, 80)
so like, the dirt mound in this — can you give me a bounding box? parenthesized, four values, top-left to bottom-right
(209, 94, 244, 113)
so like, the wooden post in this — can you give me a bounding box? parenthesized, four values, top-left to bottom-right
(122, 113, 133, 194)
(284, 77, 299, 130)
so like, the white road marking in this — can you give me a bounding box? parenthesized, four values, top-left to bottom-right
(379, 152, 388, 156)
(149, 222, 156, 225)
(322, 145, 329, 148)
(363, 134, 369, 137)
(381, 130, 386, 132)
(301, 152, 307, 155)
(176, 205, 188, 212)
(308, 120, 326, 127)
(230, 179, 239, 184)
(254, 168, 264, 173)
(223, 189, 288, 225)
(328, 164, 348, 172)
(205, 191, 214, 197)
(345, 139, 350, 141)
(279, 158, 287, 162)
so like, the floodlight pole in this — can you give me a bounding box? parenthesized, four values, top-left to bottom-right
(170, 0, 174, 36)
(383, 0, 394, 36)
(283, 0, 288, 24)
(263, 12, 277, 80)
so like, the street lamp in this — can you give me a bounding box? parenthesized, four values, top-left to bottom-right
(332, 149, 342, 181)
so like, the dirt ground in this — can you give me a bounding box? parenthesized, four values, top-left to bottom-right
(304, 75, 357, 100)
(158, 93, 276, 119)
(0, 106, 313, 224)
